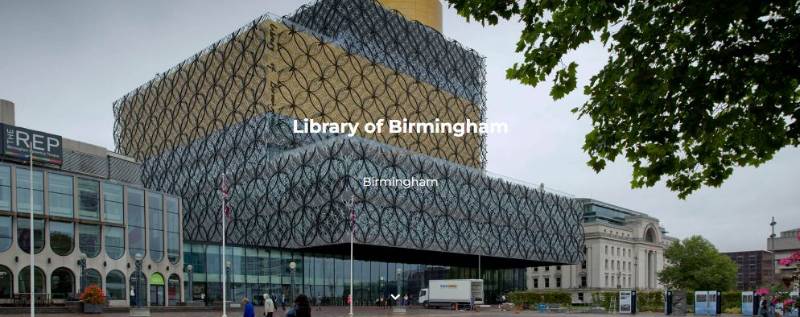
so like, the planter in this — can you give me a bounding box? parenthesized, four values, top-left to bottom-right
(83, 303, 104, 314)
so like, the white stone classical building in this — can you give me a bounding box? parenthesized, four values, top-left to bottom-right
(526, 199, 676, 303)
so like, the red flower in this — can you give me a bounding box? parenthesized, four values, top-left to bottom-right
(755, 288, 770, 296)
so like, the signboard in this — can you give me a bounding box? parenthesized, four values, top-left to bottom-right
(0, 123, 63, 165)
(741, 291, 754, 316)
(620, 290, 633, 314)
(694, 291, 719, 316)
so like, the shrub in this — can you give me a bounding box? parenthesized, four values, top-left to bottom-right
(80, 284, 106, 305)
(507, 291, 571, 307)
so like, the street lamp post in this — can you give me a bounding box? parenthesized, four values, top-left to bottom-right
(225, 260, 231, 305)
(134, 252, 144, 308)
(187, 264, 193, 305)
(380, 276, 384, 301)
(78, 253, 87, 292)
(289, 261, 297, 301)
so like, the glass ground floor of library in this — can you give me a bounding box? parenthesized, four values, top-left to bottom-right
(182, 242, 527, 306)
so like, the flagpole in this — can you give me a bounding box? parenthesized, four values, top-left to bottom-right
(29, 144, 34, 317)
(349, 195, 354, 317)
(221, 173, 227, 317)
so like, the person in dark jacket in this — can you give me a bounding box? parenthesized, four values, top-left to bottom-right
(242, 297, 255, 317)
(286, 294, 311, 317)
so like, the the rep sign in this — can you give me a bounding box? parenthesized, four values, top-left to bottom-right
(1, 124, 63, 165)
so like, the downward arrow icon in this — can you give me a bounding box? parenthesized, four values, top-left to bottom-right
(390, 294, 400, 300)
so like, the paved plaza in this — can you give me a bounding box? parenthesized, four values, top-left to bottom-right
(0, 306, 740, 317)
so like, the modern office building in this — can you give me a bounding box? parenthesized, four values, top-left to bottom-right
(0, 100, 184, 307)
(527, 199, 675, 303)
(112, 0, 584, 306)
(722, 250, 774, 290)
(768, 228, 800, 284)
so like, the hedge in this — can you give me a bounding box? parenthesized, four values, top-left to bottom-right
(592, 290, 741, 313)
(509, 290, 742, 312)
(507, 291, 571, 307)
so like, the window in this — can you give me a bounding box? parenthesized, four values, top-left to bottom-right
(581, 260, 586, 269)
(16, 168, 43, 214)
(166, 196, 180, 264)
(78, 224, 101, 258)
(0, 265, 11, 298)
(103, 183, 124, 224)
(104, 226, 125, 260)
(0, 166, 11, 210)
(49, 221, 74, 256)
(148, 192, 164, 262)
(47, 173, 73, 217)
(106, 270, 126, 300)
(605, 274, 608, 287)
(19, 265, 45, 294)
(556, 265, 561, 271)
(84, 268, 102, 290)
(168, 274, 181, 305)
(0, 216, 11, 252)
(556, 277, 561, 288)
(605, 245, 608, 254)
(78, 179, 100, 220)
(51, 267, 75, 299)
(581, 276, 587, 287)
(533, 278, 539, 288)
(544, 277, 550, 288)
(18, 218, 45, 254)
(605, 259, 608, 269)
(533, 267, 538, 272)
(545, 266, 550, 271)
(578, 292, 584, 301)
(128, 188, 145, 258)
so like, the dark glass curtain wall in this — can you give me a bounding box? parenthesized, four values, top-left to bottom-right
(183, 242, 525, 306)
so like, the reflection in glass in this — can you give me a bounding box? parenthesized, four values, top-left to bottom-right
(148, 192, 164, 262)
(16, 168, 43, 214)
(17, 218, 44, 254)
(0, 166, 12, 210)
(85, 268, 102, 289)
(18, 266, 45, 294)
(106, 270, 126, 300)
(51, 267, 75, 299)
(47, 173, 73, 217)
(78, 224, 101, 258)
(128, 188, 145, 258)
(49, 221, 74, 256)
(0, 265, 11, 298)
(104, 226, 125, 260)
(167, 196, 180, 264)
(0, 217, 11, 252)
(103, 183, 124, 223)
(78, 179, 100, 220)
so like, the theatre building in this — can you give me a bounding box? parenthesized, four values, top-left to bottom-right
(0, 100, 184, 306)
(113, 0, 584, 306)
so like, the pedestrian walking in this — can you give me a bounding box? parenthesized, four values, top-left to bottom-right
(314, 295, 322, 311)
(281, 293, 287, 311)
(242, 297, 256, 317)
(263, 293, 275, 317)
(286, 294, 311, 317)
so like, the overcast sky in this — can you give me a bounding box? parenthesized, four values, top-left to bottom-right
(1, 0, 797, 252)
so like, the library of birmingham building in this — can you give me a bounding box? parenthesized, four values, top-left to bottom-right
(0, 0, 587, 307)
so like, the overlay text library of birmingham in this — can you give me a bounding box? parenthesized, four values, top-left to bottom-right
(293, 118, 508, 137)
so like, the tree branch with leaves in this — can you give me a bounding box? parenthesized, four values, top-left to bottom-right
(448, 0, 800, 198)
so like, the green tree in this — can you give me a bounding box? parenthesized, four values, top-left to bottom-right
(658, 235, 737, 290)
(446, 0, 800, 198)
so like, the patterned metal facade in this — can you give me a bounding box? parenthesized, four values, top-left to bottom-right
(113, 0, 584, 267)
